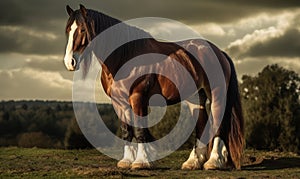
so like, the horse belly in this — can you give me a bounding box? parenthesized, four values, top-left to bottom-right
(156, 58, 199, 103)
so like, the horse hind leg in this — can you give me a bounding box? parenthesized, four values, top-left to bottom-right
(182, 90, 209, 170)
(202, 83, 230, 170)
(203, 137, 229, 170)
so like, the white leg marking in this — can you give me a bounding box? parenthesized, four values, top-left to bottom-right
(182, 139, 207, 170)
(203, 137, 228, 170)
(117, 144, 137, 169)
(64, 21, 78, 71)
(131, 143, 155, 169)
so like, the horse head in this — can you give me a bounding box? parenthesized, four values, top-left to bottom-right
(63, 4, 95, 71)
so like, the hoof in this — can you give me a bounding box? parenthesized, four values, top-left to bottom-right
(203, 161, 218, 170)
(117, 160, 131, 169)
(203, 159, 226, 170)
(131, 162, 152, 170)
(181, 160, 201, 170)
(181, 146, 207, 170)
(204, 137, 228, 170)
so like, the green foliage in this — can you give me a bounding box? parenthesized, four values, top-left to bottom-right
(241, 64, 300, 152)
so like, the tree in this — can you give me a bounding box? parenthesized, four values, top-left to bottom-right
(241, 64, 300, 152)
(18, 132, 53, 148)
(64, 118, 93, 149)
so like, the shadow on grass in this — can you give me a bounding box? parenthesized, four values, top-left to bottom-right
(243, 157, 300, 170)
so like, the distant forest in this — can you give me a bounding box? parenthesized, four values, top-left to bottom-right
(0, 64, 299, 153)
(0, 101, 118, 149)
(0, 100, 193, 150)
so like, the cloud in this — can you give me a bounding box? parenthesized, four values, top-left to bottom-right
(235, 57, 300, 78)
(243, 29, 300, 58)
(224, 0, 300, 8)
(1, 1, 299, 28)
(0, 0, 299, 56)
(0, 52, 110, 102)
(0, 0, 300, 101)
(226, 11, 300, 59)
(193, 23, 225, 37)
(0, 68, 72, 100)
(0, 53, 66, 72)
(227, 26, 284, 58)
(0, 25, 65, 55)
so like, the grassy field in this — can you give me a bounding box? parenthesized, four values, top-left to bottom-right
(1, 147, 300, 178)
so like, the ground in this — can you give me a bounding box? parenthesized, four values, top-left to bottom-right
(0, 147, 300, 178)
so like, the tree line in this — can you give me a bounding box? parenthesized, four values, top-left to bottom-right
(0, 64, 299, 153)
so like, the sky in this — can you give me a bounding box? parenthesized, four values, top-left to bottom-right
(0, 0, 299, 102)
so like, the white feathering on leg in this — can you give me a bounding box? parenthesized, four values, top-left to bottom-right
(181, 139, 207, 170)
(131, 143, 156, 169)
(117, 144, 137, 169)
(203, 137, 228, 170)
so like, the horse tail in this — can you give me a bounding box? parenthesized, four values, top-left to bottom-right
(223, 52, 244, 169)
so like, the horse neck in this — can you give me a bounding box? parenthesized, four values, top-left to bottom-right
(90, 10, 121, 36)
(102, 38, 154, 77)
(89, 13, 154, 77)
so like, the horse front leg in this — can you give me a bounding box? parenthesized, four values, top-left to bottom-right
(129, 93, 155, 170)
(117, 109, 136, 169)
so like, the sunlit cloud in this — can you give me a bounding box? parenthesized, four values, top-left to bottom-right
(192, 23, 225, 37)
(0, 68, 72, 100)
(226, 10, 300, 59)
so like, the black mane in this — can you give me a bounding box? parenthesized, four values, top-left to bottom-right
(67, 8, 155, 77)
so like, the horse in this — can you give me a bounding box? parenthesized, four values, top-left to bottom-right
(64, 4, 244, 170)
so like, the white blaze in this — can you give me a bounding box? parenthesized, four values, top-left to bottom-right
(64, 21, 78, 71)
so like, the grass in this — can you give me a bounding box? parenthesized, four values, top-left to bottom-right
(0, 147, 300, 178)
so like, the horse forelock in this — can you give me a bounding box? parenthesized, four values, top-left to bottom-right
(66, 11, 79, 33)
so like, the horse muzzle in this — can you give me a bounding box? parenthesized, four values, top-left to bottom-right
(64, 53, 80, 71)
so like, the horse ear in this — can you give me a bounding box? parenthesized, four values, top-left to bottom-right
(66, 5, 74, 16)
(79, 4, 87, 18)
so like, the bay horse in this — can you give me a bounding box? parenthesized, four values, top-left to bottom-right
(64, 5, 244, 170)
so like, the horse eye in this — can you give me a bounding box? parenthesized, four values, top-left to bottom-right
(80, 29, 86, 33)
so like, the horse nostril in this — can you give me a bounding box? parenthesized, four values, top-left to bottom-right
(71, 58, 76, 68)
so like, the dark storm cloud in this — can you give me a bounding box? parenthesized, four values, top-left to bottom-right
(222, 0, 300, 8)
(0, 27, 65, 55)
(244, 29, 300, 58)
(1, 0, 299, 27)
(0, 0, 299, 55)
